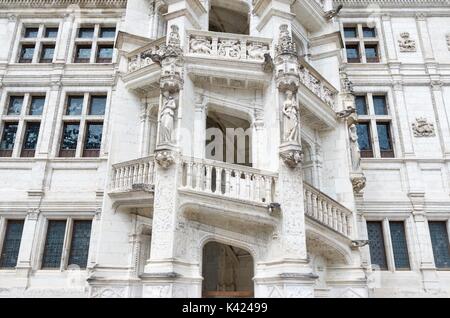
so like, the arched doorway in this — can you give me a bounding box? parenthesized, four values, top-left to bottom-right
(202, 242, 254, 298)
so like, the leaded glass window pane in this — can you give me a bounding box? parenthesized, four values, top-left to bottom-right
(42, 220, 66, 269)
(60, 123, 80, 150)
(20, 45, 35, 63)
(429, 222, 450, 269)
(78, 27, 94, 38)
(0, 123, 18, 150)
(23, 123, 40, 150)
(96, 46, 113, 63)
(7, 96, 24, 115)
(390, 222, 411, 270)
(29, 96, 45, 115)
(44, 27, 58, 38)
(363, 27, 376, 38)
(75, 45, 91, 63)
(99, 27, 116, 38)
(356, 123, 372, 151)
(355, 96, 367, 115)
(24, 27, 39, 38)
(0, 220, 24, 268)
(40, 45, 55, 63)
(84, 123, 103, 150)
(373, 96, 388, 115)
(367, 221, 388, 270)
(66, 96, 84, 115)
(346, 45, 360, 62)
(377, 123, 394, 158)
(68, 221, 92, 268)
(89, 96, 106, 115)
(344, 27, 357, 38)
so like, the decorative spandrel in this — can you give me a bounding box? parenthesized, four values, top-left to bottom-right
(367, 222, 388, 270)
(68, 220, 92, 269)
(0, 220, 24, 268)
(42, 220, 67, 268)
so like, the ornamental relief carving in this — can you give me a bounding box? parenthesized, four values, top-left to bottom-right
(398, 32, 417, 52)
(412, 117, 436, 137)
(446, 34, 450, 51)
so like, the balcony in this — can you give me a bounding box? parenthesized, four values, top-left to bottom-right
(185, 30, 273, 89)
(304, 182, 353, 239)
(108, 156, 155, 208)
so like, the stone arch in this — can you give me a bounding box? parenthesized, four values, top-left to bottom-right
(208, 0, 251, 35)
(306, 227, 353, 266)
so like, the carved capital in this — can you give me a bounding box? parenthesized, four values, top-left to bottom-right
(27, 208, 40, 221)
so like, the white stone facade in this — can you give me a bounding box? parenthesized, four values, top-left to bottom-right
(0, 0, 449, 298)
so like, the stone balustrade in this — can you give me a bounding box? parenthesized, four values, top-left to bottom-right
(180, 158, 278, 204)
(304, 183, 353, 238)
(110, 156, 155, 192)
(186, 30, 272, 62)
(298, 58, 338, 109)
(126, 37, 166, 74)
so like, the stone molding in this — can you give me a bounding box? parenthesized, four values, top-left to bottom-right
(0, 0, 127, 8)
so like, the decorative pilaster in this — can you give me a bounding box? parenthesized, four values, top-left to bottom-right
(15, 209, 41, 278)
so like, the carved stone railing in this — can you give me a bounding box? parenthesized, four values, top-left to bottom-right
(110, 156, 155, 192)
(126, 37, 166, 74)
(298, 58, 338, 110)
(304, 183, 353, 238)
(186, 30, 272, 62)
(180, 158, 278, 204)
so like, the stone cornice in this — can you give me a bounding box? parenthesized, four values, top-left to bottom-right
(0, 0, 127, 9)
(334, 0, 450, 7)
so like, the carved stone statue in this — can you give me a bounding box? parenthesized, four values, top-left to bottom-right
(282, 90, 300, 143)
(159, 91, 177, 144)
(349, 124, 361, 172)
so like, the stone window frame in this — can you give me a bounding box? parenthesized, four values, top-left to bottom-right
(0, 90, 48, 158)
(14, 22, 61, 64)
(34, 213, 95, 272)
(364, 216, 415, 273)
(341, 21, 384, 64)
(54, 90, 111, 159)
(69, 23, 117, 64)
(354, 92, 397, 159)
(0, 215, 26, 271)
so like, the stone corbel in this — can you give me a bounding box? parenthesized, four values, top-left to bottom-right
(279, 143, 303, 169)
(351, 173, 366, 194)
(155, 150, 176, 169)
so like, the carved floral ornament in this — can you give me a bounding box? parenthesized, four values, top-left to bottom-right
(412, 117, 436, 137)
(398, 32, 417, 52)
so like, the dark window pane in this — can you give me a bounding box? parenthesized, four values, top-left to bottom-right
(365, 45, 379, 63)
(429, 222, 450, 269)
(29, 96, 45, 115)
(89, 96, 106, 115)
(83, 123, 103, 157)
(0, 220, 24, 268)
(363, 27, 376, 38)
(346, 45, 360, 63)
(24, 27, 39, 38)
(40, 45, 54, 63)
(367, 222, 388, 270)
(7, 96, 23, 115)
(66, 96, 84, 115)
(60, 123, 79, 157)
(22, 122, 40, 150)
(0, 123, 18, 157)
(96, 46, 113, 63)
(20, 45, 34, 63)
(377, 123, 394, 158)
(373, 96, 388, 115)
(44, 27, 58, 38)
(390, 222, 411, 270)
(99, 27, 116, 38)
(75, 45, 91, 63)
(68, 221, 92, 268)
(356, 123, 373, 157)
(344, 27, 357, 38)
(78, 27, 94, 38)
(355, 96, 368, 115)
(41, 220, 66, 269)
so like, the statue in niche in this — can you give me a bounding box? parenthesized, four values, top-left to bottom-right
(159, 90, 177, 144)
(282, 90, 300, 143)
(349, 124, 361, 172)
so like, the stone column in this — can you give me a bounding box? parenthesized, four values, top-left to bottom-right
(15, 209, 41, 281)
(255, 25, 316, 298)
(193, 93, 207, 159)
